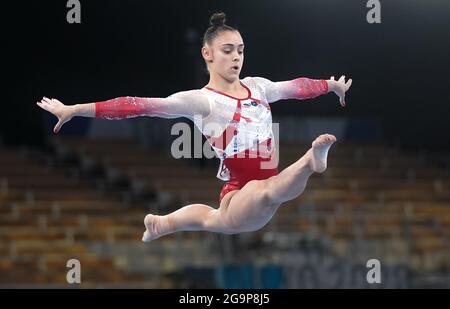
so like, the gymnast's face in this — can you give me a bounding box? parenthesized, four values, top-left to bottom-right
(202, 30, 244, 83)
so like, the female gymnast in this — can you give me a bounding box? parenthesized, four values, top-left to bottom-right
(37, 12, 352, 242)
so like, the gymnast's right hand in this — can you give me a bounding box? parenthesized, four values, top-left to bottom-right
(36, 97, 74, 134)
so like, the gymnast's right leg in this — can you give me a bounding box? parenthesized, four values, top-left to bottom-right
(142, 192, 238, 242)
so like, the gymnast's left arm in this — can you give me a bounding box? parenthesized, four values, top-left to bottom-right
(253, 75, 352, 107)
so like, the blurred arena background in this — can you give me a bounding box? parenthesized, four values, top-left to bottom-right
(1, 0, 449, 288)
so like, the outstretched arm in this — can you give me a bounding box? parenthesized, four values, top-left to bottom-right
(37, 90, 211, 134)
(254, 75, 352, 107)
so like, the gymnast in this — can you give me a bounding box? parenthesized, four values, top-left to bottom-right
(37, 12, 352, 242)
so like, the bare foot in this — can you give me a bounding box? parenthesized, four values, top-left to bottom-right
(142, 214, 175, 242)
(307, 134, 337, 173)
(142, 214, 162, 242)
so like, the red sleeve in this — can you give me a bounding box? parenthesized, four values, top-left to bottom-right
(290, 78, 328, 100)
(95, 97, 155, 120)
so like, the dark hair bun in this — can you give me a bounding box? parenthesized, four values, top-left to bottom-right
(210, 12, 226, 27)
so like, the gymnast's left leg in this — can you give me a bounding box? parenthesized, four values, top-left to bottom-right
(263, 133, 336, 204)
(218, 134, 337, 232)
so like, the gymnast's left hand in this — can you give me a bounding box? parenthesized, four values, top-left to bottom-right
(328, 75, 352, 107)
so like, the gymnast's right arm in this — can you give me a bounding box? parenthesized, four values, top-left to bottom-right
(36, 90, 211, 134)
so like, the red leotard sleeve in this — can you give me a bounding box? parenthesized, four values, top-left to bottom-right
(250, 76, 329, 103)
(287, 78, 328, 100)
(95, 97, 156, 119)
(94, 90, 211, 120)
